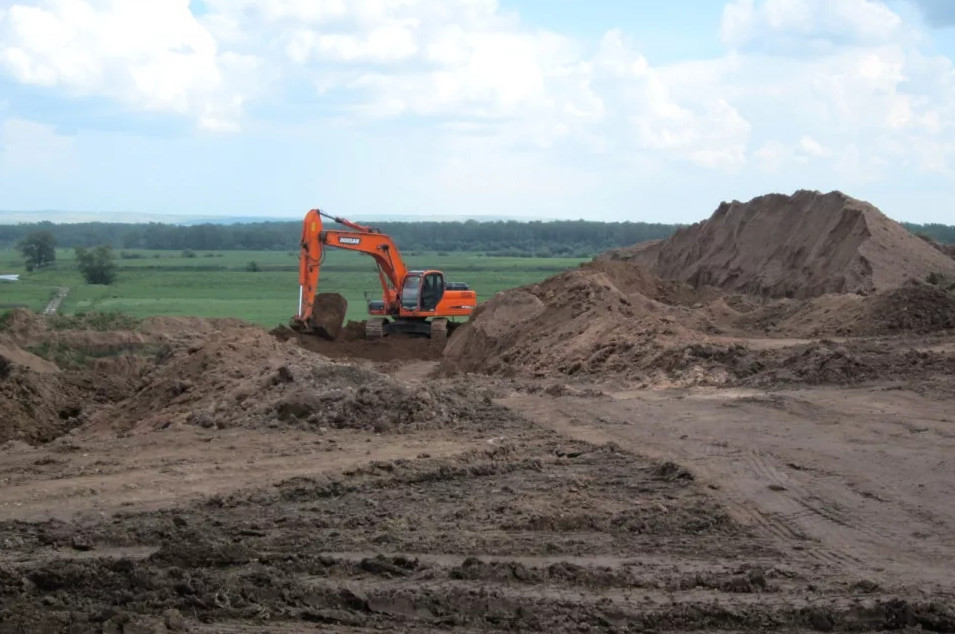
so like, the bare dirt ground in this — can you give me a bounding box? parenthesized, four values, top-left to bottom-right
(2, 320, 955, 632)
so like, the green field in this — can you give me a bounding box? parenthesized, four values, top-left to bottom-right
(0, 248, 586, 327)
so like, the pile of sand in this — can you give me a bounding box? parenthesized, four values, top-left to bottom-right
(0, 309, 500, 444)
(0, 311, 168, 445)
(439, 260, 714, 380)
(0, 343, 78, 445)
(604, 190, 955, 299)
(441, 213, 955, 383)
(729, 283, 955, 338)
(87, 326, 463, 435)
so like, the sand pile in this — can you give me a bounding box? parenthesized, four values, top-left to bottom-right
(0, 343, 80, 445)
(441, 250, 955, 384)
(731, 282, 955, 337)
(88, 325, 461, 435)
(0, 309, 208, 357)
(439, 260, 714, 380)
(0, 311, 169, 445)
(0, 308, 48, 341)
(605, 190, 955, 299)
(1, 310, 468, 444)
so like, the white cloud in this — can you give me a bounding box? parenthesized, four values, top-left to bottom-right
(0, 117, 73, 171)
(722, 0, 905, 53)
(0, 0, 257, 130)
(717, 0, 955, 177)
(0, 0, 954, 216)
(195, 0, 754, 169)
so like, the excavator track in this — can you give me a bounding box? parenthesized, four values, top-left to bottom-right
(430, 318, 448, 344)
(366, 318, 386, 339)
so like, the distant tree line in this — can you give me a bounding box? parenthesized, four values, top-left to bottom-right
(1, 218, 952, 257)
(901, 223, 955, 245)
(0, 219, 682, 257)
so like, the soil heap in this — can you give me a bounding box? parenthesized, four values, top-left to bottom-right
(439, 260, 713, 380)
(0, 310, 477, 446)
(441, 191, 955, 384)
(603, 190, 955, 299)
(84, 325, 464, 435)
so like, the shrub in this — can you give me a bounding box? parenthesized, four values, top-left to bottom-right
(75, 246, 117, 285)
(17, 231, 56, 271)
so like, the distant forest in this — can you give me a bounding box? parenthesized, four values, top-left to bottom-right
(0, 219, 953, 257)
(0, 219, 681, 257)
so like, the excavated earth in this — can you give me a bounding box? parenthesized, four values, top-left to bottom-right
(603, 190, 955, 298)
(2, 192, 955, 631)
(2, 297, 955, 633)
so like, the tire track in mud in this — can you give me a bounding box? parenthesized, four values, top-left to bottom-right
(499, 393, 892, 578)
(736, 450, 864, 569)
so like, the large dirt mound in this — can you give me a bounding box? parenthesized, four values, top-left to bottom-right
(1, 310, 467, 444)
(440, 257, 955, 384)
(605, 190, 955, 299)
(439, 260, 712, 379)
(87, 325, 471, 435)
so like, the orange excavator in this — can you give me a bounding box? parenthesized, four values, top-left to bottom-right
(292, 209, 477, 341)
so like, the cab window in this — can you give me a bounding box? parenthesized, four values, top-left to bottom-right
(400, 275, 421, 310)
(420, 272, 444, 311)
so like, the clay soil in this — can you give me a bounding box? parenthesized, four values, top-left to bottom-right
(1, 300, 954, 633)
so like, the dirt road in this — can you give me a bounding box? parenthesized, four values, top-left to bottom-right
(42, 286, 69, 316)
(502, 383, 955, 589)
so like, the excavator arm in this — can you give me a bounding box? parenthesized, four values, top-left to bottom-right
(294, 209, 409, 330)
(297, 209, 325, 323)
(320, 229, 408, 297)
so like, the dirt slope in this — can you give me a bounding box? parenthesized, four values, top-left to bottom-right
(604, 190, 955, 298)
(0, 310, 495, 446)
(439, 260, 712, 380)
(86, 325, 464, 436)
(440, 262, 955, 383)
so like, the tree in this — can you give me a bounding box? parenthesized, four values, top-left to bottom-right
(17, 231, 56, 271)
(75, 245, 117, 285)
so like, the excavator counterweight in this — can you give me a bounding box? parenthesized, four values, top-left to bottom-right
(291, 209, 477, 340)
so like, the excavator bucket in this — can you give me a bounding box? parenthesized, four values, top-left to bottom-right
(297, 292, 348, 340)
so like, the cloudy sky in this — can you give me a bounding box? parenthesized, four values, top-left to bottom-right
(0, 0, 953, 223)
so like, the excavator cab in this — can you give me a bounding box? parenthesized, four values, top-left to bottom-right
(401, 271, 444, 312)
(421, 272, 444, 311)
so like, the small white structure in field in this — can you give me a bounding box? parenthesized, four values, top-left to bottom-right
(0, 274, 20, 282)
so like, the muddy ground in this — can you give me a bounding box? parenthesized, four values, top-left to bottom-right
(1, 309, 955, 633)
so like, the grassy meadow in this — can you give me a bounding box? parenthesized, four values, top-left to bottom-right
(0, 248, 587, 328)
